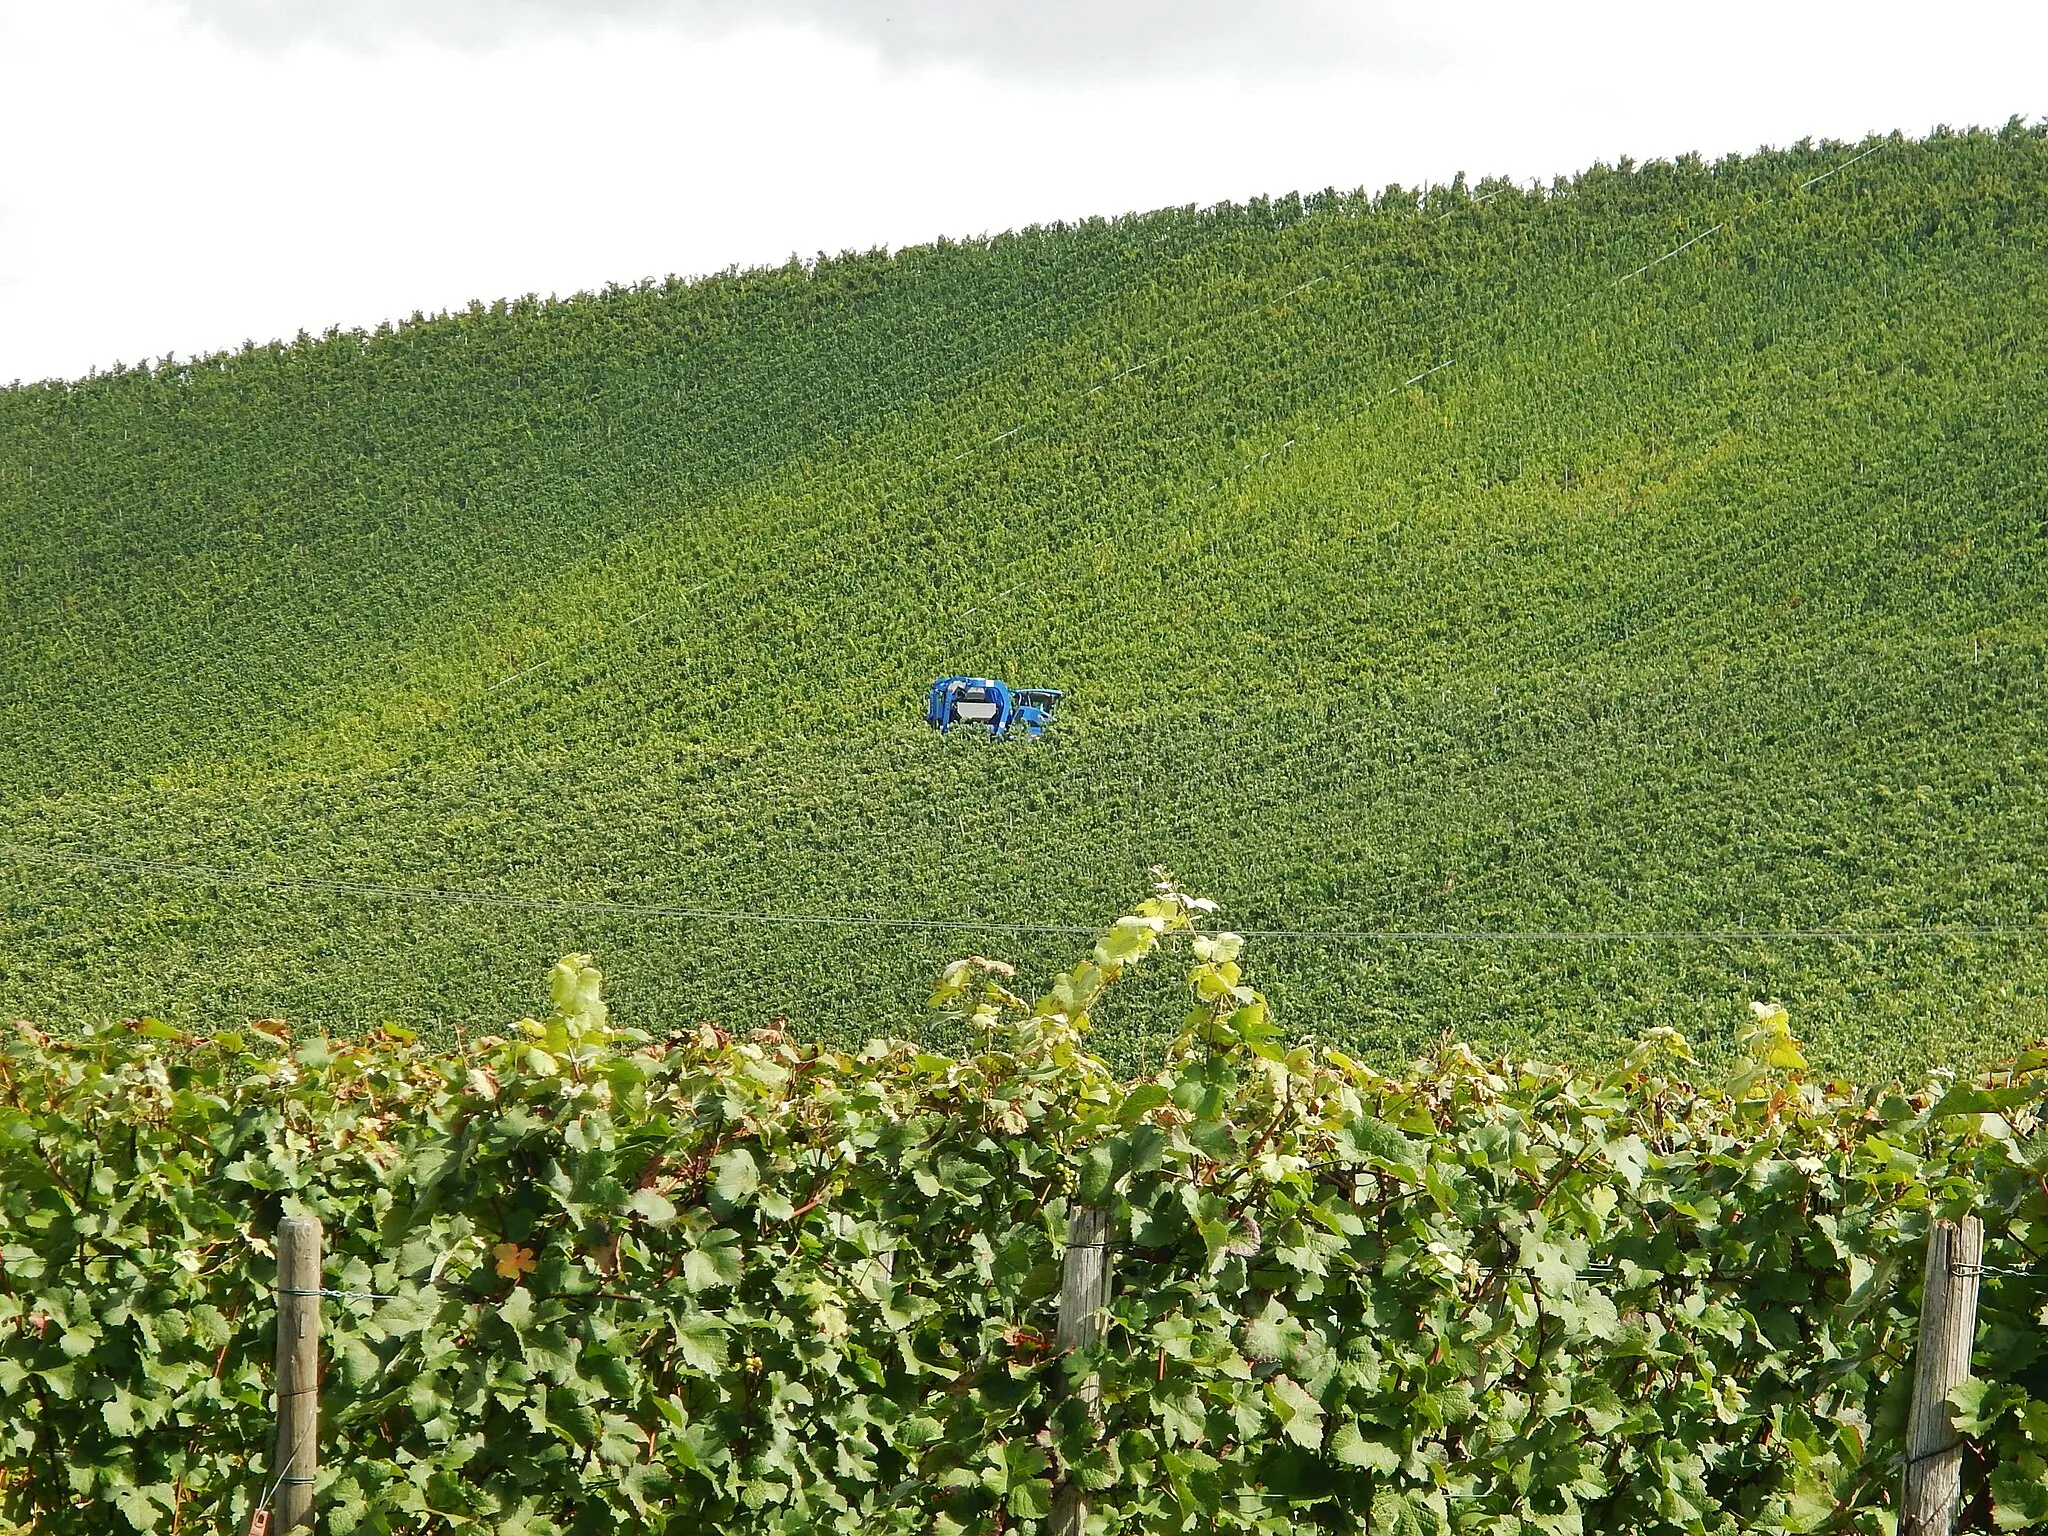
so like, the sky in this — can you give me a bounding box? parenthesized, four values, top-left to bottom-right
(0, 0, 2042, 386)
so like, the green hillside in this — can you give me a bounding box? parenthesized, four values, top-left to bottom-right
(3, 124, 2045, 1074)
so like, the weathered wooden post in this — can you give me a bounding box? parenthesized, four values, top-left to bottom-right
(271, 1214, 323, 1533)
(1902, 1215, 1983, 1536)
(1051, 1205, 1112, 1536)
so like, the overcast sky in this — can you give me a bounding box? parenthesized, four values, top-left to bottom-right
(1, 0, 2041, 386)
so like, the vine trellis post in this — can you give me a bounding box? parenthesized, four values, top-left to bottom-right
(270, 1215, 323, 1534)
(1901, 1215, 1982, 1536)
(1051, 1204, 1113, 1536)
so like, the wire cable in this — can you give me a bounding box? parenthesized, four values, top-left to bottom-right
(4, 843, 2039, 946)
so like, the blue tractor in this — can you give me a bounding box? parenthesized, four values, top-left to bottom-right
(925, 677, 1063, 741)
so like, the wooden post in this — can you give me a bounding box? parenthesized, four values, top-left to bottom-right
(1051, 1204, 1112, 1536)
(1902, 1215, 1983, 1536)
(272, 1215, 323, 1534)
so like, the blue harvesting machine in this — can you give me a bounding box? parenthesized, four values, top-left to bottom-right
(925, 677, 1063, 741)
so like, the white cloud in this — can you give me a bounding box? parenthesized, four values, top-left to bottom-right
(173, 0, 1406, 78)
(0, 0, 2041, 385)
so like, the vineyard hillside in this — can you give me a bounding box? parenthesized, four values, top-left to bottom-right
(2, 125, 2045, 1073)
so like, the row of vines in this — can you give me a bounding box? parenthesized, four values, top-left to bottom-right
(9, 886, 2048, 1532)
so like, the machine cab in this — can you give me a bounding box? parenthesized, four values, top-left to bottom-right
(1010, 688, 1064, 740)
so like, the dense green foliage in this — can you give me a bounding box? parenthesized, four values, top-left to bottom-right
(3, 124, 2047, 1071)
(9, 892, 2048, 1534)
